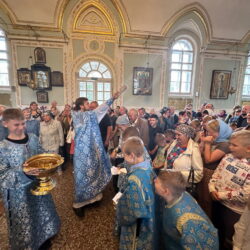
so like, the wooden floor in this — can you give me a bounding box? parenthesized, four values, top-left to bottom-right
(0, 161, 119, 250)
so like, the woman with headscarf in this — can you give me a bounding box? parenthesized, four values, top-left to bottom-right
(164, 124, 203, 186)
(198, 119, 232, 218)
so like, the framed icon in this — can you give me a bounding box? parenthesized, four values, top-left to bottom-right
(17, 68, 31, 86)
(34, 47, 46, 64)
(51, 71, 64, 87)
(133, 67, 153, 95)
(210, 70, 232, 99)
(31, 64, 51, 90)
(36, 91, 49, 103)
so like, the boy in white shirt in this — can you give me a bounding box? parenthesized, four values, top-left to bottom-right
(209, 130, 250, 249)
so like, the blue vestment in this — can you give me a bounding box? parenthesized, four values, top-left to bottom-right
(0, 119, 8, 141)
(0, 134, 60, 250)
(25, 119, 40, 137)
(117, 160, 155, 250)
(72, 99, 113, 207)
(117, 146, 152, 192)
(162, 192, 219, 250)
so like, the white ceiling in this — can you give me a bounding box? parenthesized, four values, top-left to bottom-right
(1, 0, 250, 41)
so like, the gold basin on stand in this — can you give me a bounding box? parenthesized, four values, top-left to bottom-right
(23, 153, 64, 195)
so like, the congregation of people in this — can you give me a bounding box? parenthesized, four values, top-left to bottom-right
(0, 96, 250, 250)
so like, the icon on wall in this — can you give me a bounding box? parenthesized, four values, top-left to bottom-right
(34, 47, 46, 64)
(133, 67, 153, 95)
(31, 64, 51, 90)
(17, 68, 31, 86)
(51, 71, 64, 87)
(210, 70, 232, 99)
(36, 91, 49, 103)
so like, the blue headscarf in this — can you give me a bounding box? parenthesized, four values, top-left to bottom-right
(215, 119, 232, 142)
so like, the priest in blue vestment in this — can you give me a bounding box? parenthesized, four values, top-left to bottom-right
(154, 171, 219, 250)
(0, 108, 60, 249)
(72, 86, 126, 214)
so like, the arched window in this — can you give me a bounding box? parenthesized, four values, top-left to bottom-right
(77, 61, 112, 104)
(0, 29, 9, 86)
(169, 39, 194, 94)
(242, 53, 250, 97)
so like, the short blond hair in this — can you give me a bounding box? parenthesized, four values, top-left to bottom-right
(158, 171, 187, 198)
(2, 108, 24, 121)
(202, 115, 213, 124)
(206, 119, 219, 133)
(230, 130, 250, 147)
(122, 136, 144, 157)
(190, 119, 201, 130)
(122, 127, 140, 142)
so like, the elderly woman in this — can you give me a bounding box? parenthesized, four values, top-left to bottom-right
(164, 124, 203, 186)
(40, 110, 64, 154)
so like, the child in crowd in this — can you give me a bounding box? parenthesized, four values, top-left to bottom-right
(153, 130, 175, 173)
(116, 136, 155, 250)
(111, 126, 151, 192)
(0, 108, 60, 249)
(190, 119, 202, 142)
(230, 122, 238, 131)
(154, 171, 219, 249)
(233, 196, 250, 250)
(209, 130, 250, 249)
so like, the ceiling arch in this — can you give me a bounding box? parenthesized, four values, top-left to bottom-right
(160, 3, 212, 42)
(0, 0, 69, 30)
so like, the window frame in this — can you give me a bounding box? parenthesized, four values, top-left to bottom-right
(168, 38, 195, 96)
(77, 61, 112, 104)
(0, 28, 10, 87)
(242, 53, 250, 97)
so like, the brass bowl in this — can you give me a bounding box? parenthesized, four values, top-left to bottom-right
(23, 153, 64, 195)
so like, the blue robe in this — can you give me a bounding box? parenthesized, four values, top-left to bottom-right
(72, 99, 113, 206)
(0, 119, 8, 141)
(0, 133, 60, 250)
(117, 160, 155, 250)
(117, 147, 152, 192)
(162, 192, 219, 250)
(25, 119, 40, 137)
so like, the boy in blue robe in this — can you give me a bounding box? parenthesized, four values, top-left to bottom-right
(0, 108, 60, 249)
(116, 136, 155, 250)
(154, 171, 219, 250)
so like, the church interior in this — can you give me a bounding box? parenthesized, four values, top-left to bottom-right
(0, 0, 250, 249)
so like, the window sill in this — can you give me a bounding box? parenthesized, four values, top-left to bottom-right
(168, 93, 193, 98)
(0, 86, 13, 92)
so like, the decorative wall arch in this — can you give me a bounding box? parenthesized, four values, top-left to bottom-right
(68, 0, 119, 36)
(161, 3, 212, 43)
(73, 3, 113, 35)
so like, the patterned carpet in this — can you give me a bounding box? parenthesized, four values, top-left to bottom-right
(0, 161, 119, 250)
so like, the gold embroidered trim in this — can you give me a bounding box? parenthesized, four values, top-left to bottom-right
(166, 194, 183, 208)
(128, 175, 145, 201)
(176, 213, 206, 234)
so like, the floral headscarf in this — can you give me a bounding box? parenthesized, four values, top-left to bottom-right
(175, 124, 196, 139)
